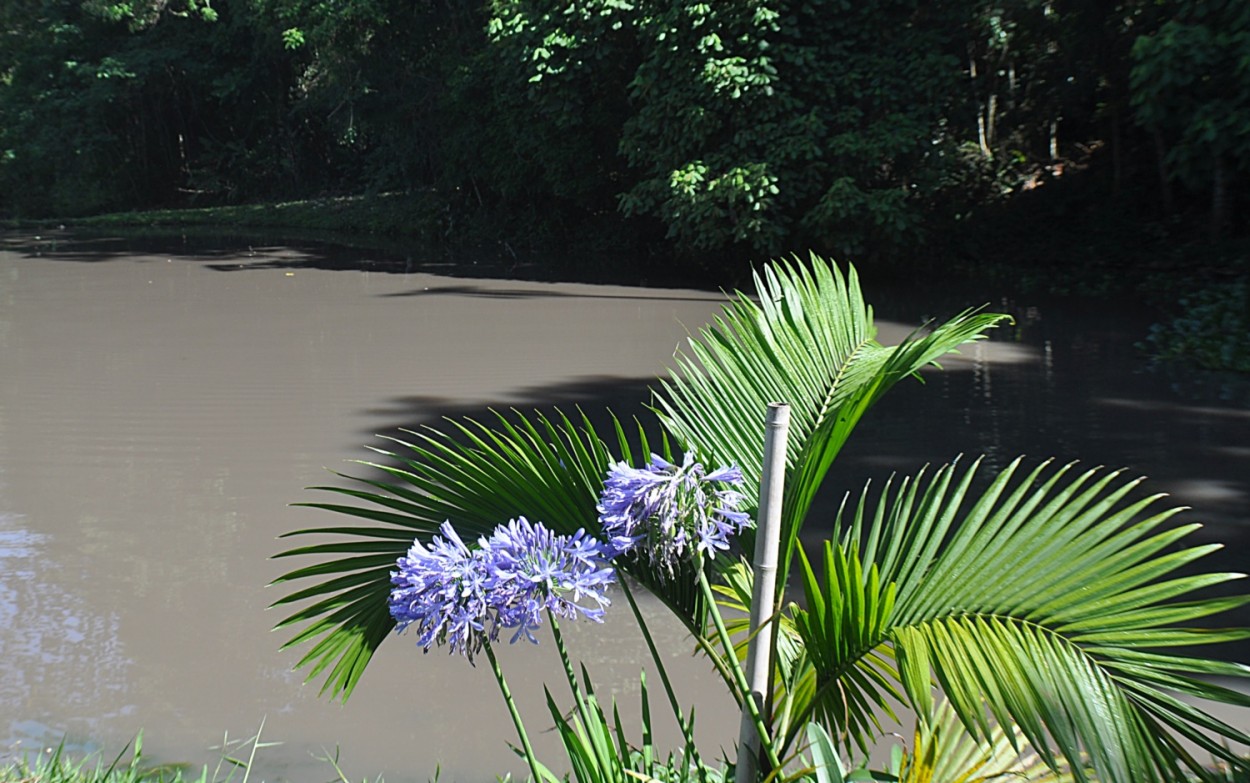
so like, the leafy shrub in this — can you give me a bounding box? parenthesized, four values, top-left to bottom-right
(1145, 278, 1250, 372)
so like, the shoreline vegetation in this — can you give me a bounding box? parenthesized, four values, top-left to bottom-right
(0, 192, 716, 290)
(4, 192, 1248, 374)
(3, 734, 1248, 783)
(1, 0, 1245, 366)
(1, 729, 275, 783)
(0, 193, 447, 249)
(0, 724, 380, 783)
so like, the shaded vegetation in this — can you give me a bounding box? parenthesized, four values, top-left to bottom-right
(62, 193, 446, 239)
(2, 2, 1246, 256)
(1146, 279, 1250, 373)
(2, 0, 1248, 366)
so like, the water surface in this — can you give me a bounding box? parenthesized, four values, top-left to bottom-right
(1, 231, 1246, 779)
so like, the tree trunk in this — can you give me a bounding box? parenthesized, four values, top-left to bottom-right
(1111, 105, 1122, 197)
(970, 48, 992, 158)
(1211, 152, 1228, 242)
(1152, 129, 1174, 216)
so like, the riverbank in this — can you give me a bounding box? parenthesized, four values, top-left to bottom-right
(5, 192, 1249, 373)
(1, 192, 711, 289)
(10, 186, 1247, 293)
(3, 192, 445, 243)
(1, 728, 350, 783)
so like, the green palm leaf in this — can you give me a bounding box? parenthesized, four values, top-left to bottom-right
(269, 408, 699, 699)
(273, 254, 1004, 700)
(788, 541, 901, 758)
(786, 457, 1250, 783)
(903, 696, 1076, 783)
(652, 255, 1010, 580)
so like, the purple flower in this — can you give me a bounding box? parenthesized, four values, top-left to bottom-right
(389, 521, 496, 662)
(596, 453, 751, 577)
(389, 517, 617, 657)
(483, 517, 616, 643)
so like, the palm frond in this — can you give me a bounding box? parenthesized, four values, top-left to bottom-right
(904, 696, 1076, 783)
(652, 255, 1010, 579)
(269, 408, 706, 700)
(793, 698, 1073, 783)
(786, 458, 1250, 783)
(787, 542, 901, 758)
(271, 254, 1003, 700)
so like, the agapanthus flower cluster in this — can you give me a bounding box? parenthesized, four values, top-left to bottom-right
(388, 517, 615, 661)
(596, 453, 750, 577)
(388, 521, 491, 660)
(484, 517, 616, 643)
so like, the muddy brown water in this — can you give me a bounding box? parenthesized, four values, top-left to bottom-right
(1, 231, 1247, 780)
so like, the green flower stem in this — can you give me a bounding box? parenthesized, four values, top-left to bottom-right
(696, 564, 781, 775)
(484, 641, 545, 783)
(546, 610, 597, 734)
(620, 578, 708, 782)
(548, 612, 579, 698)
(690, 628, 743, 707)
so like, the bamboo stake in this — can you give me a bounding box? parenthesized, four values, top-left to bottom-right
(735, 402, 791, 783)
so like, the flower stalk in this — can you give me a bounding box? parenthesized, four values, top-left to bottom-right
(695, 562, 783, 774)
(619, 578, 708, 783)
(483, 641, 545, 783)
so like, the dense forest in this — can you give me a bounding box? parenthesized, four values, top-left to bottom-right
(1, 0, 1247, 276)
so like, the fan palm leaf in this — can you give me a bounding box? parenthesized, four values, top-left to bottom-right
(652, 254, 1010, 580)
(272, 254, 1006, 699)
(902, 696, 1076, 783)
(269, 408, 703, 699)
(783, 457, 1250, 783)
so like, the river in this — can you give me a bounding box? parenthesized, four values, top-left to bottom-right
(1, 230, 1246, 780)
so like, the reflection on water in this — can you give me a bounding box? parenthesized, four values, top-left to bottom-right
(0, 517, 133, 753)
(0, 231, 1247, 779)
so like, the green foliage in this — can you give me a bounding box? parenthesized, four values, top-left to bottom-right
(1145, 279, 1250, 373)
(447, 0, 636, 230)
(798, 704, 1073, 783)
(1, 724, 277, 783)
(0, 0, 314, 217)
(272, 255, 1250, 782)
(484, 0, 970, 256)
(1131, 0, 1250, 189)
(4, 0, 1242, 264)
(544, 668, 730, 783)
(82, 0, 218, 29)
(652, 256, 1007, 580)
(0, 4, 134, 215)
(611, 0, 790, 253)
(796, 458, 1250, 781)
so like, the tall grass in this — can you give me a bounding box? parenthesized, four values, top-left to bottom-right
(0, 723, 286, 783)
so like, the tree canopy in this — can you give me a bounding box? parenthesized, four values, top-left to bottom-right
(1, 0, 1245, 264)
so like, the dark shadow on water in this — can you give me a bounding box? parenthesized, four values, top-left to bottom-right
(376, 284, 723, 303)
(348, 376, 664, 449)
(22, 227, 1243, 663)
(1, 228, 721, 289)
(312, 353, 1250, 666)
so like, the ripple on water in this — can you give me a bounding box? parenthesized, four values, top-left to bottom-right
(0, 235, 1247, 779)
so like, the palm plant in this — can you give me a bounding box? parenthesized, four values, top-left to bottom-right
(799, 697, 1076, 783)
(271, 255, 1250, 782)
